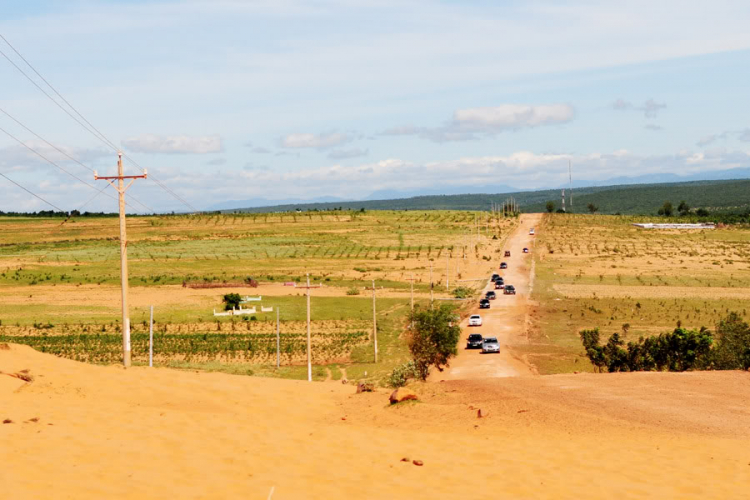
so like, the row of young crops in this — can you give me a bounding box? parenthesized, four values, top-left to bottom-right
(0, 330, 370, 365)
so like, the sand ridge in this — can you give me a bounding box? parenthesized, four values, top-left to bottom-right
(2, 343, 749, 499)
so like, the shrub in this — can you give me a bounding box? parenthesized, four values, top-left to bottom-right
(452, 286, 473, 299)
(388, 361, 418, 388)
(346, 287, 361, 296)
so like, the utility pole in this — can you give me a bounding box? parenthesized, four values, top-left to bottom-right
(149, 305, 154, 368)
(569, 159, 573, 212)
(297, 274, 322, 381)
(276, 307, 280, 369)
(371, 280, 378, 363)
(429, 262, 434, 307)
(94, 152, 146, 367)
(446, 253, 450, 290)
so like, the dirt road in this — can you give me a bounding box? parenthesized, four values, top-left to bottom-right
(437, 213, 542, 380)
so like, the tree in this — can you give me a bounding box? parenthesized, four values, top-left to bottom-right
(658, 201, 674, 217)
(223, 293, 242, 311)
(696, 208, 709, 217)
(587, 203, 599, 214)
(579, 328, 607, 372)
(545, 201, 555, 213)
(407, 305, 461, 379)
(713, 312, 750, 370)
(677, 200, 690, 216)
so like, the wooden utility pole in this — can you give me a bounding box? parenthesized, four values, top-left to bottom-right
(429, 262, 434, 307)
(371, 280, 378, 363)
(298, 274, 322, 382)
(149, 305, 154, 368)
(445, 253, 450, 290)
(94, 152, 146, 367)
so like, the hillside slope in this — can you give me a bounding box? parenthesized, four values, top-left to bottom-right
(221, 179, 750, 215)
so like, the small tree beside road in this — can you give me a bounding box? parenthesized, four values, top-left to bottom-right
(587, 203, 599, 214)
(407, 304, 461, 380)
(546, 201, 555, 213)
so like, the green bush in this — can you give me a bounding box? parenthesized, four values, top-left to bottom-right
(452, 286, 473, 299)
(388, 361, 418, 388)
(346, 287, 361, 296)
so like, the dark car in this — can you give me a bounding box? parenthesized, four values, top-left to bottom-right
(466, 333, 484, 349)
(504, 250, 511, 257)
(491, 273, 500, 282)
(504, 285, 516, 295)
(479, 298, 490, 309)
(500, 262, 508, 269)
(523, 247, 529, 253)
(485, 290, 496, 300)
(494, 280, 505, 290)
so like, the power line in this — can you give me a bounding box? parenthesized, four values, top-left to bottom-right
(0, 34, 197, 213)
(0, 105, 156, 213)
(0, 124, 160, 214)
(0, 171, 66, 212)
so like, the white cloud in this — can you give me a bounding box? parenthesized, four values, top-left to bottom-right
(0, 141, 110, 172)
(612, 98, 666, 118)
(382, 104, 574, 143)
(645, 124, 663, 131)
(281, 132, 351, 149)
(453, 104, 575, 131)
(328, 148, 368, 159)
(122, 134, 223, 154)
(251, 147, 272, 154)
(739, 129, 750, 142)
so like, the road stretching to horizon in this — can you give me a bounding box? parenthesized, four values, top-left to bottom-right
(435, 213, 542, 380)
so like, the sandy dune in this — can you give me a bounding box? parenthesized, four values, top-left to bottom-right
(2, 343, 749, 499)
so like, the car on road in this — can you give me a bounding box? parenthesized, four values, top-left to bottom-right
(500, 262, 508, 269)
(491, 273, 500, 282)
(494, 280, 505, 290)
(523, 247, 529, 253)
(468, 314, 483, 327)
(479, 298, 490, 309)
(466, 333, 484, 349)
(529, 228, 535, 235)
(482, 337, 500, 354)
(485, 291, 496, 300)
(504, 285, 516, 295)
(504, 250, 511, 257)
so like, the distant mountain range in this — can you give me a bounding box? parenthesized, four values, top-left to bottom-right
(210, 167, 750, 214)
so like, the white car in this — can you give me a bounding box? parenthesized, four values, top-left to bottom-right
(482, 337, 500, 354)
(529, 228, 535, 235)
(468, 314, 483, 327)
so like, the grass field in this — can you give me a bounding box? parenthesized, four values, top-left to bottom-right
(522, 213, 750, 374)
(0, 210, 515, 382)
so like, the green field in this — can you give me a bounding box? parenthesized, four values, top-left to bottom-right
(0, 210, 513, 382)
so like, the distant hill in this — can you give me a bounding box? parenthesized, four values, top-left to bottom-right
(216, 178, 750, 215)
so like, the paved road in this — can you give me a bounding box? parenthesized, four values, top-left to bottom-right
(435, 213, 541, 380)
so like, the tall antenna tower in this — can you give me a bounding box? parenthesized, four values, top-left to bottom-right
(561, 188, 566, 212)
(569, 159, 573, 212)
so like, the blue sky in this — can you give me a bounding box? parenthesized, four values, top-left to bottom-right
(1, 0, 750, 212)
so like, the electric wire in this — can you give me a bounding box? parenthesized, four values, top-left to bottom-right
(0, 105, 155, 213)
(0, 35, 198, 213)
(0, 171, 66, 212)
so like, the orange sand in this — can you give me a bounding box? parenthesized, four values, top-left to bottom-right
(2, 343, 749, 499)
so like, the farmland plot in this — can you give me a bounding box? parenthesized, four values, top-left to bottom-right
(0, 211, 515, 380)
(522, 214, 750, 374)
